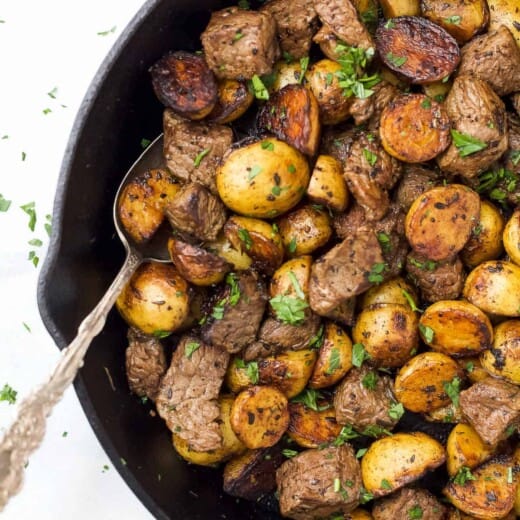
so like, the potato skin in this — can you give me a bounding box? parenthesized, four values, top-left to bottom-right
(116, 262, 190, 335)
(380, 0, 420, 17)
(487, 0, 520, 47)
(380, 93, 451, 163)
(405, 184, 481, 262)
(207, 233, 253, 271)
(419, 300, 493, 357)
(360, 276, 419, 310)
(503, 209, 520, 267)
(208, 79, 254, 124)
(271, 60, 305, 92)
(307, 155, 349, 213)
(361, 432, 446, 497)
(216, 138, 310, 219)
(269, 256, 313, 301)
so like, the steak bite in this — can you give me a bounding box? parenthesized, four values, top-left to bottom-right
(155, 335, 229, 452)
(459, 377, 520, 447)
(372, 487, 447, 520)
(201, 7, 280, 80)
(276, 444, 362, 519)
(395, 165, 440, 212)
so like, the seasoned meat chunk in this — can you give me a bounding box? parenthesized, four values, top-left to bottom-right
(372, 487, 447, 520)
(163, 109, 233, 194)
(460, 377, 520, 447)
(242, 340, 278, 362)
(201, 7, 280, 80)
(367, 81, 400, 131)
(125, 328, 166, 401)
(166, 182, 226, 241)
(324, 297, 357, 327)
(313, 0, 373, 51)
(276, 445, 362, 519)
(155, 335, 229, 451)
(202, 271, 267, 354)
(313, 24, 344, 61)
(310, 228, 384, 316)
(436, 75, 508, 180)
(396, 165, 441, 212)
(320, 125, 358, 163)
(458, 26, 520, 97)
(406, 253, 464, 303)
(261, 0, 318, 59)
(334, 366, 398, 432)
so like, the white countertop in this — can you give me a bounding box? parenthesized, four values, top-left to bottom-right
(0, 2, 153, 518)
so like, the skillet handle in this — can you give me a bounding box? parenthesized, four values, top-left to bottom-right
(0, 250, 142, 510)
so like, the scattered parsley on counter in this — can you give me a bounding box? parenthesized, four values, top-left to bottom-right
(44, 214, 52, 237)
(47, 87, 58, 99)
(22, 322, 31, 333)
(0, 384, 17, 405)
(97, 26, 116, 36)
(0, 194, 11, 212)
(21, 151, 26, 161)
(102, 464, 110, 473)
(62, 431, 68, 438)
(20, 201, 36, 231)
(140, 138, 151, 149)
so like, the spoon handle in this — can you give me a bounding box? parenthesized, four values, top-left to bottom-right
(0, 250, 142, 510)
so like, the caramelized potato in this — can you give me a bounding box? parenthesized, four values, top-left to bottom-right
(306, 155, 349, 213)
(309, 322, 353, 389)
(216, 138, 310, 219)
(347, 510, 373, 520)
(361, 432, 446, 497)
(287, 400, 342, 448)
(421, 0, 489, 44)
(405, 184, 481, 262)
(422, 79, 452, 102)
(353, 303, 419, 368)
(258, 84, 321, 156)
(444, 455, 518, 519)
(395, 352, 463, 413)
(150, 51, 217, 120)
(277, 205, 332, 257)
(360, 276, 419, 310)
(376, 16, 460, 84)
(480, 320, 520, 385)
(230, 386, 289, 449)
(379, 0, 420, 17)
(380, 93, 451, 163)
(208, 79, 254, 124)
(167, 238, 230, 286)
(487, 0, 520, 47)
(116, 262, 190, 335)
(271, 60, 305, 92)
(457, 356, 490, 384)
(446, 423, 494, 477)
(425, 402, 463, 424)
(419, 300, 493, 357)
(504, 209, 520, 267)
(224, 215, 284, 274)
(461, 200, 505, 268)
(269, 256, 313, 301)
(117, 168, 180, 243)
(207, 233, 253, 271)
(463, 261, 520, 317)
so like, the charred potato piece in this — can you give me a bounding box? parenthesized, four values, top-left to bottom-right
(405, 184, 481, 262)
(461, 200, 505, 269)
(258, 84, 321, 156)
(463, 261, 520, 317)
(167, 238, 230, 286)
(216, 138, 310, 219)
(116, 262, 190, 335)
(150, 51, 217, 120)
(421, 0, 489, 44)
(360, 276, 419, 310)
(504, 209, 520, 267)
(287, 400, 342, 448)
(379, 93, 451, 163)
(446, 423, 494, 477)
(457, 356, 490, 384)
(230, 386, 289, 449)
(361, 432, 446, 497)
(376, 16, 460, 84)
(224, 215, 284, 275)
(347, 510, 373, 520)
(352, 0, 380, 30)
(395, 352, 463, 413)
(269, 256, 313, 301)
(419, 300, 493, 358)
(207, 233, 253, 271)
(444, 455, 518, 519)
(277, 205, 332, 257)
(425, 402, 463, 424)
(271, 60, 305, 92)
(117, 168, 180, 243)
(481, 320, 520, 385)
(307, 155, 349, 213)
(379, 0, 420, 17)
(309, 322, 353, 389)
(208, 79, 254, 124)
(487, 0, 520, 47)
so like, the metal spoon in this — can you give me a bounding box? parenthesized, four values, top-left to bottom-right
(0, 135, 167, 509)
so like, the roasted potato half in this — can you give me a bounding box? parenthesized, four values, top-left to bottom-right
(425, 402, 463, 424)
(361, 432, 446, 497)
(271, 60, 305, 92)
(379, 0, 420, 18)
(480, 320, 520, 385)
(216, 138, 310, 219)
(207, 233, 253, 271)
(421, 0, 489, 44)
(224, 215, 284, 275)
(277, 204, 332, 257)
(208, 79, 254, 124)
(258, 84, 321, 157)
(230, 386, 290, 449)
(422, 79, 452, 103)
(503, 209, 520, 267)
(117, 168, 180, 243)
(419, 300, 493, 357)
(360, 276, 419, 310)
(150, 51, 217, 120)
(463, 261, 520, 317)
(309, 322, 353, 389)
(306, 155, 349, 213)
(395, 352, 463, 413)
(487, 0, 520, 47)
(380, 93, 451, 163)
(116, 262, 190, 335)
(269, 256, 312, 301)
(405, 184, 481, 262)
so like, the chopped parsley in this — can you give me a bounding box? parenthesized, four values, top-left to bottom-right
(381, 479, 392, 490)
(193, 148, 211, 167)
(288, 237, 297, 253)
(384, 19, 396, 29)
(477, 167, 518, 200)
(47, 87, 58, 99)
(465, 361, 474, 373)
(248, 164, 262, 181)
(299, 57, 309, 84)
(359, 488, 374, 504)
(62, 431, 68, 438)
(237, 228, 253, 250)
(97, 26, 116, 36)
(226, 273, 241, 306)
(453, 466, 476, 485)
(507, 466, 513, 484)
(352, 343, 370, 368)
(362, 370, 378, 390)
(232, 30, 244, 42)
(419, 324, 435, 343)
(356, 448, 367, 458)
(28, 250, 39, 268)
(42, 108, 52, 115)
(288, 271, 305, 299)
(363, 148, 377, 166)
(282, 449, 298, 458)
(250, 74, 269, 100)
(261, 140, 274, 151)
(269, 294, 308, 325)
(287, 163, 296, 174)
(308, 325, 325, 349)
(237, 0, 250, 8)
(44, 214, 52, 236)
(409, 257, 437, 271)
(368, 262, 386, 284)
(246, 361, 259, 384)
(421, 98, 431, 109)
(443, 376, 461, 407)
(185, 341, 200, 359)
(376, 231, 391, 253)
(326, 348, 341, 375)
(386, 52, 407, 68)
(333, 424, 360, 446)
(444, 15, 461, 25)
(361, 425, 393, 438)
(0, 194, 11, 212)
(388, 402, 405, 420)
(20, 201, 36, 231)
(153, 330, 172, 339)
(140, 138, 151, 149)
(0, 384, 17, 405)
(408, 505, 423, 519)
(291, 389, 329, 412)
(401, 289, 420, 312)
(22, 322, 31, 333)
(511, 150, 520, 166)
(451, 130, 488, 157)
(28, 238, 42, 247)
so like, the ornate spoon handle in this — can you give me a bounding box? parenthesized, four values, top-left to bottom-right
(0, 250, 141, 510)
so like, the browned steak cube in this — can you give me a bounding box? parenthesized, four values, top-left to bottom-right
(372, 487, 447, 520)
